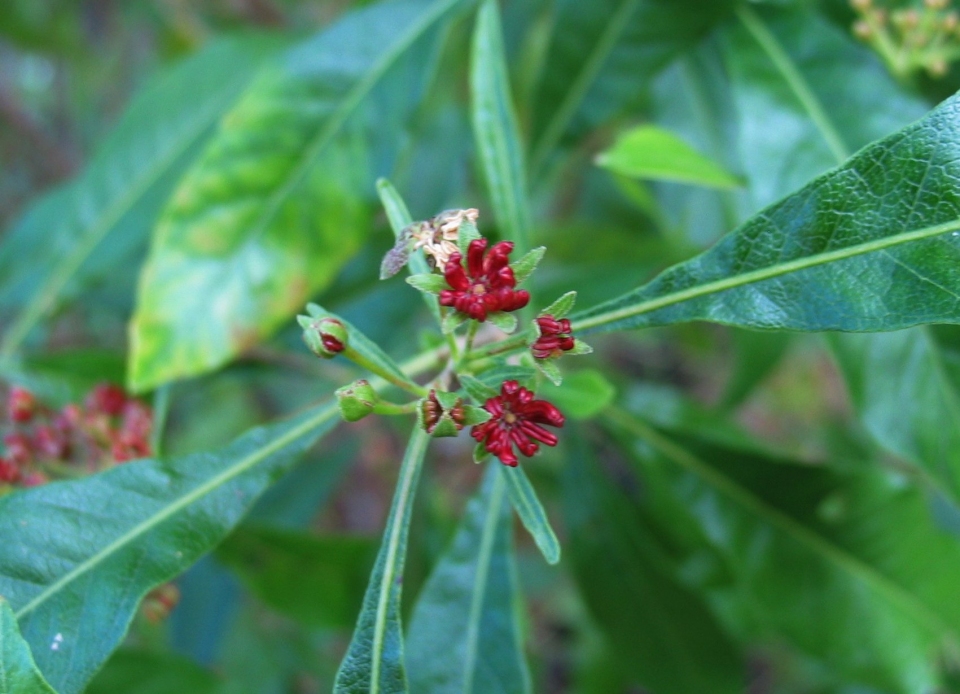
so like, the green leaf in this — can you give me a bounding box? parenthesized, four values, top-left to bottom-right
(575, 91, 960, 335)
(377, 178, 442, 324)
(718, 6, 960, 509)
(86, 649, 218, 694)
(459, 374, 498, 403)
(405, 274, 448, 295)
(334, 426, 431, 694)
(475, 365, 538, 391)
(0, 36, 279, 361)
(129, 0, 465, 392)
(539, 291, 577, 319)
(470, 0, 532, 253)
(830, 330, 960, 503)
(535, 358, 562, 386)
(510, 246, 545, 286)
(216, 526, 377, 629)
(501, 465, 560, 565)
(530, 0, 734, 174)
(487, 311, 517, 334)
(609, 406, 960, 692)
(0, 403, 339, 694)
(407, 464, 532, 693)
(442, 310, 468, 335)
(0, 599, 57, 694)
(562, 431, 744, 694)
(596, 125, 741, 189)
(541, 369, 615, 420)
(718, 330, 792, 410)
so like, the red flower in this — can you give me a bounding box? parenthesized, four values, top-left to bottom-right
(2, 433, 31, 467)
(471, 380, 565, 467)
(0, 457, 19, 484)
(86, 383, 128, 417)
(7, 386, 36, 423)
(531, 315, 576, 359)
(439, 239, 530, 321)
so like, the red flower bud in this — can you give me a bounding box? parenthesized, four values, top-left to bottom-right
(531, 314, 576, 360)
(87, 384, 128, 417)
(7, 386, 36, 423)
(0, 457, 19, 484)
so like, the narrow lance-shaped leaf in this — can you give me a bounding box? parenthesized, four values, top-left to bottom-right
(562, 429, 744, 694)
(129, 0, 466, 392)
(596, 125, 741, 190)
(720, 5, 960, 505)
(575, 92, 960, 335)
(0, 403, 339, 694)
(334, 427, 431, 694)
(216, 526, 377, 630)
(470, 0, 532, 253)
(0, 36, 280, 361)
(407, 464, 532, 694)
(530, 0, 734, 175)
(0, 600, 57, 694)
(609, 404, 960, 692)
(501, 465, 560, 565)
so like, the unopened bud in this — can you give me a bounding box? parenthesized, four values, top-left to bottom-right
(6, 386, 36, 423)
(925, 0, 948, 10)
(336, 380, 377, 422)
(851, 0, 872, 10)
(944, 11, 958, 30)
(853, 19, 872, 39)
(419, 390, 466, 438)
(300, 316, 347, 358)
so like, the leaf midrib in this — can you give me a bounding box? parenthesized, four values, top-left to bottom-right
(0, 82, 245, 359)
(472, 0, 530, 254)
(609, 408, 955, 639)
(574, 216, 960, 332)
(14, 404, 338, 620)
(369, 428, 429, 694)
(529, 0, 639, 176)
(736, 4, 960, 504)
(461, 471, 505, 694)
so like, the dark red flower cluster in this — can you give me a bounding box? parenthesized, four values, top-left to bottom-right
(471, 380, 565, 467)
(439, 239, 530, 321)
(0, 382, 153, 489)
(531, 314, 576, 359)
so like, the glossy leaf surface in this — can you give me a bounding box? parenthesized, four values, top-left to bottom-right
(501, 464, 560, 565)
(719, 6, 960, 504)
(407, 465, 531, 693)
(563, 430, 743, 694)
(611, 405, 960, 692)
(0, 37, 278, 360)
(0, 403, 338, 693)
(596, 125, 741, 189)
(129, 0, 465, 391)
(0, 600, 56, 694)
(471, 0, 531, 252)
(576, 90, 960, 335)
(334, 427, 430, 694)
(216, 526, 377, 629)
(530, 0, 734, 172)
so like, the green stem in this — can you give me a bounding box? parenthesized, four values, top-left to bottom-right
(150, 385, 171, 458)
(372, 400, 419, 416)
(344, 346, 429, 397)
